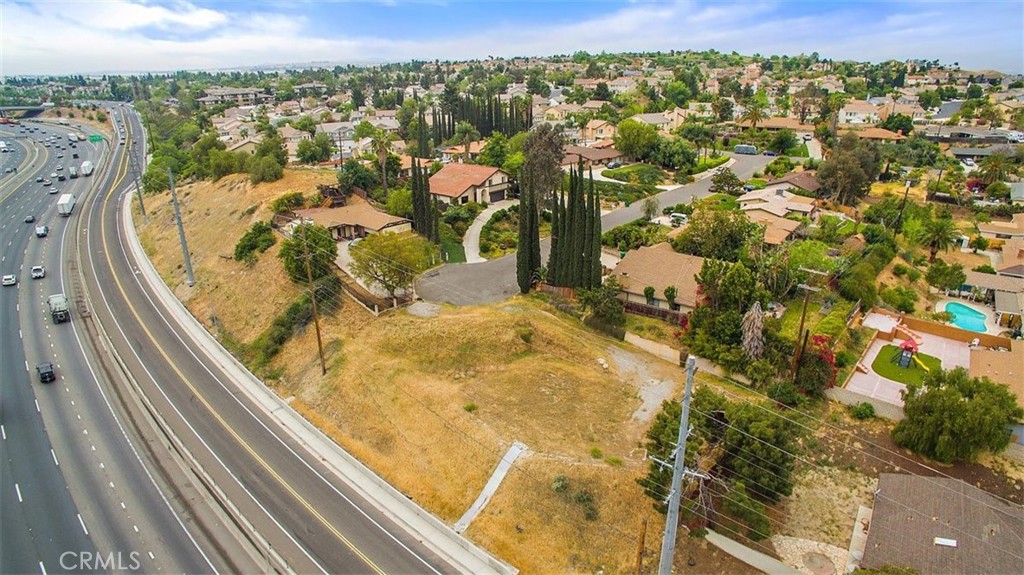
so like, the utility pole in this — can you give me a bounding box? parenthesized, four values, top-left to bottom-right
(130, 148, 147, 223)
(300, 224, 327, 376)
(635, 518, 647, 575)
(892, 179, 912, 238)
(658, 355, 698, 575)
(168, 169, 195, 287)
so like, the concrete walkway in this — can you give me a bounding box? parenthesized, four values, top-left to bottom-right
(706, 529, 799, 575)
(463, 199, 517, 264)
(454, 441, 527, 534)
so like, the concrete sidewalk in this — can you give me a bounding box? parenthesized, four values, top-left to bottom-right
(706, 529, 799, 575)
(121, 193, 515, 574)
(463, 199, 517, 263)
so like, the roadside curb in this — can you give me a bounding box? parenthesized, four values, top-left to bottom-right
(120, 193, 516, 574)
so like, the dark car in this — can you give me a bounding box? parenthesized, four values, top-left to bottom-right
(37, 362, 56, 383)
(762, 151, 779, 157)
(24, 215, 35, 223)
(606, 160, 623, 169)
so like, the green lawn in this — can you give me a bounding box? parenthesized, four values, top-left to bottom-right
(785, 144, 810, 157)
(696, 193, 739, 211)
(441, 240, 466, 263)
(870, 344, 941, 386)
(602, 164, 669, 185)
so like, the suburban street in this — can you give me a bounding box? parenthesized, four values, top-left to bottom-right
(417, 152, 774, 305)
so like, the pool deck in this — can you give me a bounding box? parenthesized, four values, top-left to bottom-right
(846, 312, 972, 407)
(936, 299, 1002, 335)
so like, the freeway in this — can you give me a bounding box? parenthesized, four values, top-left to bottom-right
(1, 120, 222, 574)
(80, 106, 476, 572)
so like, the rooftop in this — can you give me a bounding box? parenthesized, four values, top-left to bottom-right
(612, 243, 704, 307)
(428, 163, 504, 199)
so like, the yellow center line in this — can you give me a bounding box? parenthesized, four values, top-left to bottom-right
(98, 114, 386, 574)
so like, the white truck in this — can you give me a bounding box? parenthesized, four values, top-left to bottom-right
(57, 193, 76, 216)
(48, 294, 70, 323)
(80, 160, 94, 176)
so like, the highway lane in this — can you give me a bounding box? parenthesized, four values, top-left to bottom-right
(2, 119, 220, 575)
(85, 107, 463, 572)
(1, 125, 95, 575)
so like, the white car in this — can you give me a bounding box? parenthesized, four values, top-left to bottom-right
(2, 274, 16, 286)
(962, 158, 976, 167)
(30, 266, 45, 279)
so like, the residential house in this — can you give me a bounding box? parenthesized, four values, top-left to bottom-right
(761, 172, 822, 197)
(959, 270, 1024, 328)
(197, 87, 273, 107)
(970, 340, 1024, 438)
(545, 103, 583, 122)
(839, 99, 879, 124)
(581, 119, 616, 142)
(429, 163, 512, 205)
(745, 211, 804, 245)
(609, 77, 637, 95)
(572, 78, 602, 91)
(739, 189, 817, 221)
(998, 237, 1024, 276)
(612, 243, 705, 313)
(581, 100, 607, 112)
(735, 117, 815, 132)
(876, 102, 928, 123)
(561, 145, 623, 168)
(292, 199, 412, 241)
(628, 112, 672, 133)
(838, 127, 907, 142)
(441, 140, 485, 163)
(1009, 182, 1024, 206)
(859, 473, 1023, 575)
(278, 125, 310, 145)
(977, 213, 1024, 240)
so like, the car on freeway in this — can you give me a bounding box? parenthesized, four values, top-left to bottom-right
(42, 179, 52, 186)
(57, 153, 64, 158)
(50, 172, 57, 178)
(56, 165, 62, 170)
(36, 176, 44, 182)
(2, 274, 16, 286)
(36, 225, 49, 237)
(30, 266, 45, 279)
(49, 187, 59, 194)
(4, 168, 12, 173)
(36, 362, 56, 383)
(57, 174, 66, 181)
(24, 215, 36, 223)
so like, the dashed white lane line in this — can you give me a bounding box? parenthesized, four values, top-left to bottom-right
(50, 449, 59, 467)
(132, 525, 139, 533)
(15, 483, 23, 503)
(120, 501, 126, 510)
(77, 513, 89, 535)
(148, 552, 155, 560)
(34, 400, 40, 413)
(39, 560, 47, 575)
(1, 424, 6, 440)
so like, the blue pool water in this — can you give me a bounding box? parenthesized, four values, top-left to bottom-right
(944, 302, 988, 333)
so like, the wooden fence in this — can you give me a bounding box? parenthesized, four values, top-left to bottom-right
(623, 300, 684, 324)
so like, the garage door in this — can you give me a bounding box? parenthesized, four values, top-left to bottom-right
(489, 189, 506, 202)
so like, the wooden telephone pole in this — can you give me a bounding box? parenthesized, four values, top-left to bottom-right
(300, 224, 327, 376)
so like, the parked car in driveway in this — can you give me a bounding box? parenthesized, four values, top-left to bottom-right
(763, 151, 779, 156)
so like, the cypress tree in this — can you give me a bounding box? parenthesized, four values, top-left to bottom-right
(529, 186, 541, 282)
(590, 171, 602, 286)
(516, 182, 534, 293)
(417, 106, 430, 158)
(570, 158, 586, 287)
(431, 196, 440, 244)
(547, 188, 560, 283)
(582, 172, 594, 289)
(412, 160, 422, 231)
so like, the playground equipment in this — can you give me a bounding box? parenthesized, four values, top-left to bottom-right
(911, 355, 930, 372)
(890, 338, 922, 369)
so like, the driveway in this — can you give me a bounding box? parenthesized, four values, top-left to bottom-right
(418, 152, 773, 305)
(463, 199, 517, 263)
(805, 136, 823, 160)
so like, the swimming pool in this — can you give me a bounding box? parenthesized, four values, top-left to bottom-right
(944, 302, 988, 333)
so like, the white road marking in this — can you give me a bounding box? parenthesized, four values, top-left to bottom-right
(50, 449, 59, 466)
(148, 552, 154, 560)
(39, 561, 47, 575)
(120, 501, 126, 509)
(132, 525, 139, 533)
(15, 483, 22, 503)
(98, 462, 104, 469)
(1, 424, 6, 440)
(82, 429, 88, 435)
(34, 400, 40, 413)
(77, 513, 89, 535)
(109, 481, 115, 489)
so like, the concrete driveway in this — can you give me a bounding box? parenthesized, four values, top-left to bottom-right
(463, 199, 517, 263)
(417, 153, 773, 306)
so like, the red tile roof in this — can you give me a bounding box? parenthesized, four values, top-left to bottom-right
(429, 163, 504, 198)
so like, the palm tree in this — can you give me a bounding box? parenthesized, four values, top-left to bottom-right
(454, 121, 480, 162)
(977, 153, 1012, 185)
(922, 217, 959, 262)
(740, 99, 768, 131)
(370, 127, 393, 192)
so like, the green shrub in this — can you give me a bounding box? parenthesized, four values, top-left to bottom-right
(463, 403, 478, 413)
(972, 264, 996, 274)
(552, 475, 569, 493)
(835, 350, 858, 368)
(930, 311, 954, 323)
(892, 264, 909, 277)
(602, 164, 668, 185)
(906, 268, 922, 282)
(269, 191, 305, 213)
(234, 220, 276, 263)
(849, 402, 876, 420)
(769, 381, 805, 408)
(880, 285, 918, 313)
(589, 447, 603, 459)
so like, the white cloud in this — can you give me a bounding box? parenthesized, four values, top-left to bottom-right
(1, 0, 1020, 76)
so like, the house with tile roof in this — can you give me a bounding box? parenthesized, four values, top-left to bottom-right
(561, 145, 623, 168)
(611, 243, 705, 313)
(744, 211, 804, 245)
(292, 198, 412, 240)
(978, 213, 1024, 240)
(429, 163, 511, 205)
(582, 119, 616, 142)
(859, 473, 1023, 575)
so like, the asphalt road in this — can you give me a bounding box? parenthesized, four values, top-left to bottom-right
(417, 152, 774, 305)
(1, 120, 217, 575)
(82, 106, 463, 573)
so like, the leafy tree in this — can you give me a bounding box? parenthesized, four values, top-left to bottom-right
(453, 120, 480, 162)
(893, 368, 1024, 463)
(968, 235, 989, 253)
(722, 402, 796, 503)
(818, 152, 870, 205)
(712, 97, 734, 122)
(593, 82, 611, 101)
(769, 129, 798, 154)
(879, 113, 914, 135)
(924, 259, 966, 291)
(709, 167, 744, 196)
(641, 196, 660, 221)
(739, 97, 769, 130)
(576, 276, 624, 326)
(353, 119, 375, 139)
(370, 128, 394, 191)
(477, 132, 509, 168)
(613, 119, 659, 161)
(385, 187, 413, 218)
(671, 208, 757, 261)
(349, 233, 434, 297)
(233, 221, 276, 264)
(721, 481, 772, 541)
(292, 115, 317, 136)
(249, 155, 284, 184)
(337, 159, 379, 193)
(296, 134, 334, 164)
(277, 224, 338, 283)
(254, 134, 287, 168)
(966, 84, 984, 100)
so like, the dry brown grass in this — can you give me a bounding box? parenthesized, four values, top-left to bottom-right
(40, 107, 113, 137)
(137, 169, 693, 572)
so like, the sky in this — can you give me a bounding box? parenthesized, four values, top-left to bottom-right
(2, 1, 1022, 77)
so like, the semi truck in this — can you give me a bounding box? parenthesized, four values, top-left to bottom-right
(48, 294, 70, 323)
(80, 160, 94, 176)
(57, 193, 76, 216)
